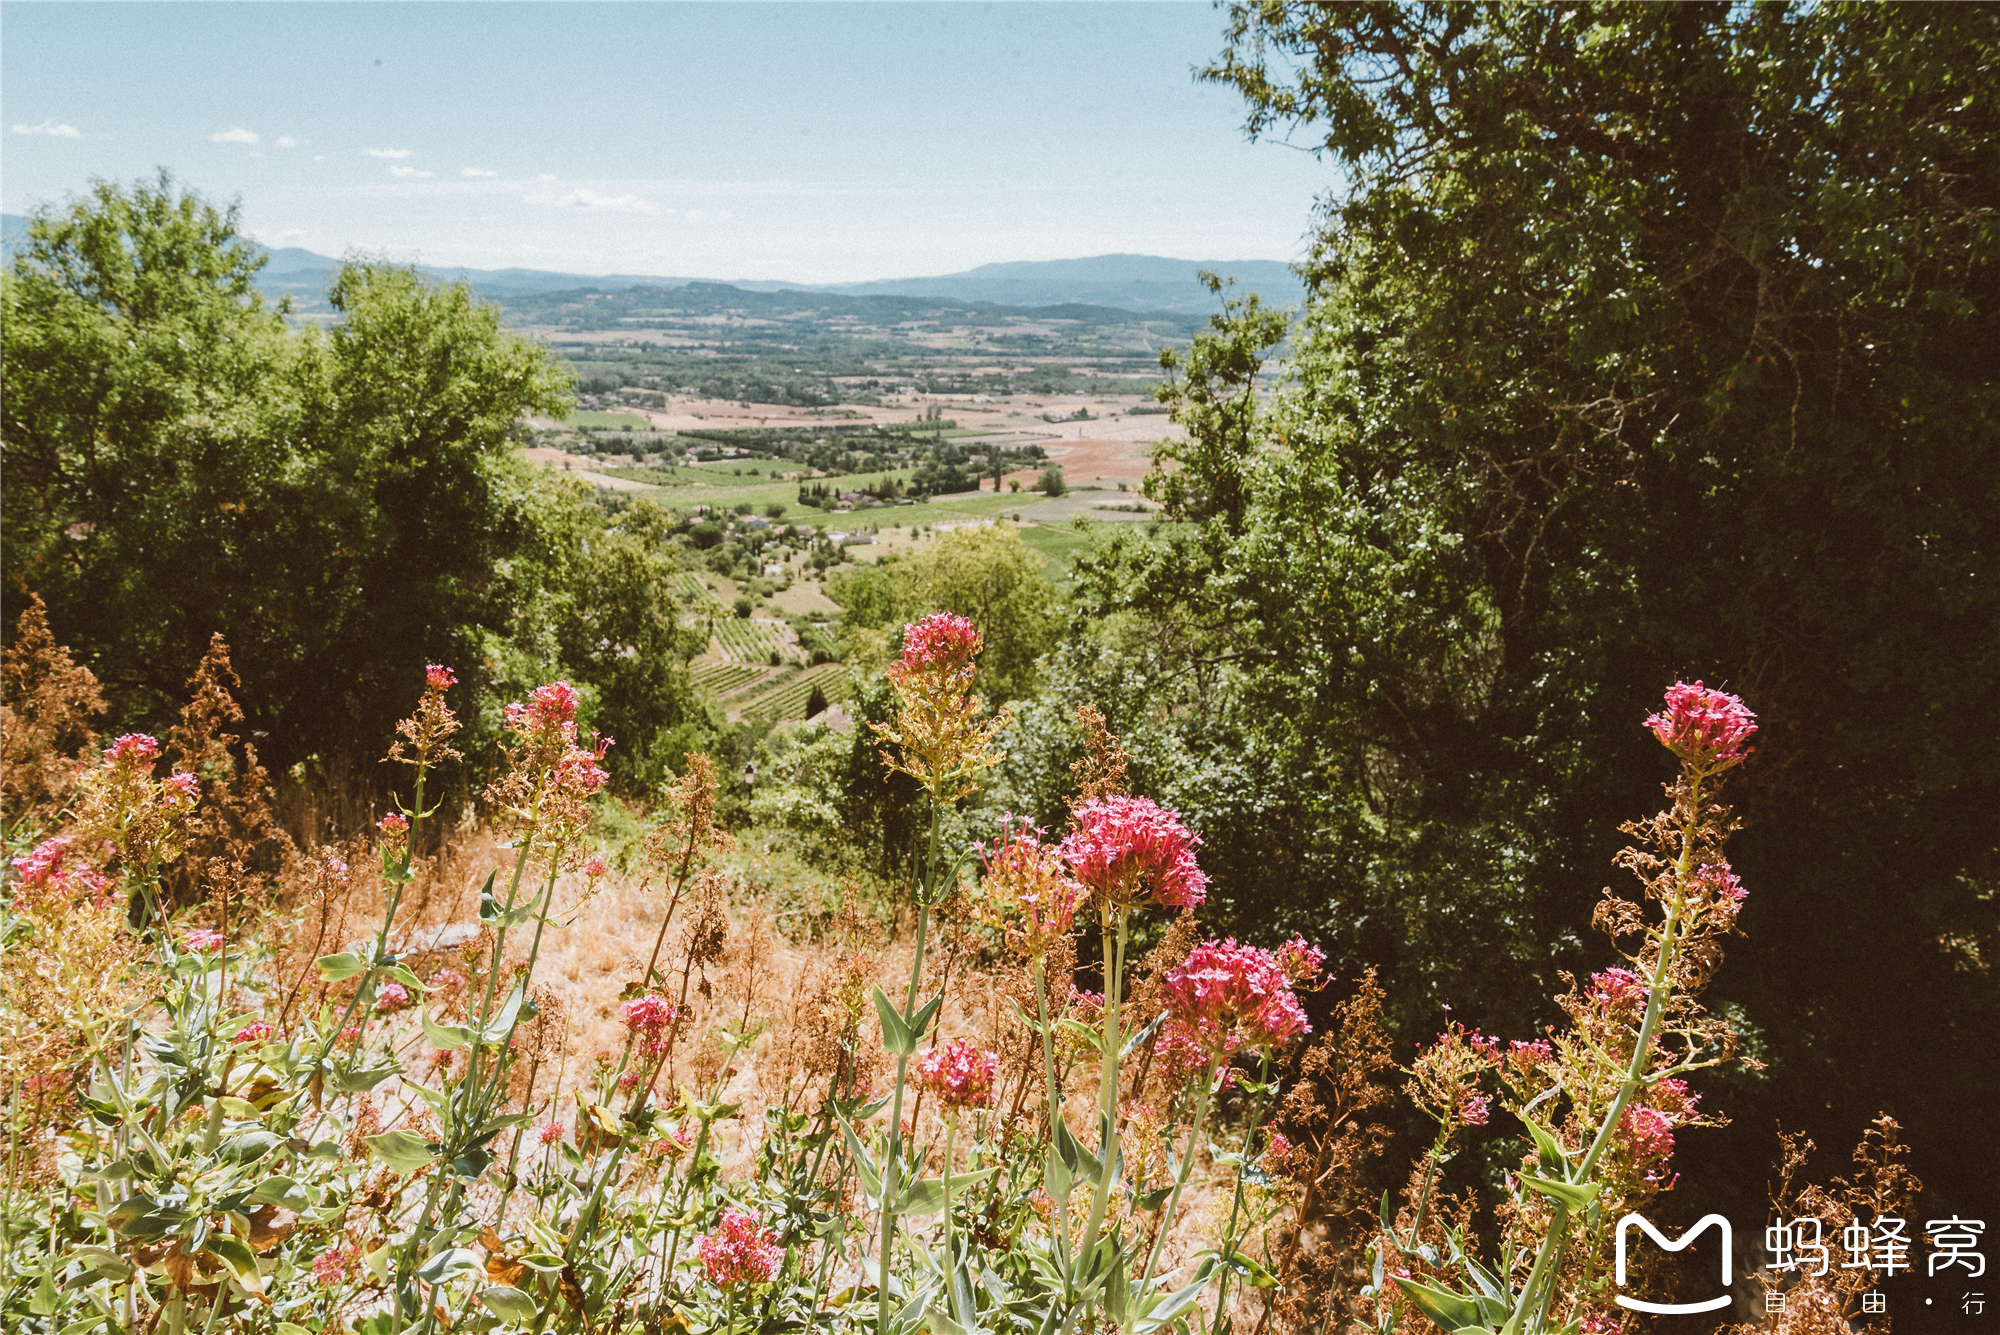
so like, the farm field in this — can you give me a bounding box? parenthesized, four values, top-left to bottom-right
(563, 409, 652, 429)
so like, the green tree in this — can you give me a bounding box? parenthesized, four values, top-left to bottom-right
(2, 175, 575, 772)
(827, 523, 1056, 703)
(1063, 0, 1999, 1217)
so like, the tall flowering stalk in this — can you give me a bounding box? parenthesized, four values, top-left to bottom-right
(1057, 794, 1208, 1280)
(865, 613, 1007, 1335)
(1145, 937, 1322, 1308)
(1387, 682, 1758, 1334)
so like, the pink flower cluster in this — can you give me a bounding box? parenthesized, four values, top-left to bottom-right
(981, 817, 1082, 956)
(8, 837, 113, 911)
(1619, 1078, 1698, 1179)
(374, 982, 411, 1014)
(108, 733, 160, 766)
(1588, 967, 1650, 1015)
(1059, 796, 1208, 910)
(182, 928, 226, 954)
(538, 1120, 566, 1146)
(425, 664, 457, 692)
(897, 612, 981, 679)
(698, 1207, 782, 1288)
(620, 992, 677, 1058)
(1619, 1105, 1675, 1165)
(233, 1019, 275, 1044)
(311, 1244, 356, 1286)
(1644, 681, 1756, 770)
(1160, 935, 1320, 1070)
(1694, 862, 1746, 904)
(913, 1037, 999, 1110)
(506, 680, 582, 737)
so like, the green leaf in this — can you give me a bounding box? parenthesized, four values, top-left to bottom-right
(314, 952, 367, 982)
(478, 979, 534, 1044)
(381, 962, 425, 991)
(896, 1167, 997, 1216)
(1390, 1277, 1483, 1332)
(416, 1247, 483, 1282)
(842, 1121, 884, 1199)
(482, 1285, 538, 1322)
(204, 1234, 265, 1295)
(327, 1064, 398, 1094)
(1221, 1249, 1277, 1288)
(1519, 1173, 1598, 1213)
(1135, 1257, 1217, 1333)
(365, 1129, 438, 1174)
(907, 988, 945, 1042)
(1120, 1011, 1166, 1060)
(247, 1175, 313, 1209)
(874, 987, 915, 1055)
(218, 1129, 283, 1164)
(1524, 1121, 1569, 1177)
(422, 1007, 473, 1052)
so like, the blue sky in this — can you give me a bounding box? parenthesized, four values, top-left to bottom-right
(1, 2, 1335, 282)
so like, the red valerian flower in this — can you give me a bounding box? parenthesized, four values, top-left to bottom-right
(698, 1207, 782, 1288)
(233, 1019, 274, 1043)
(108, 733, 160, 766)
(583, 853, 610, 880)
(1619, 1104, 1676, 1165)
(374, 982, 411, 1014)
(1644, 682, 1756, 770)
(539, 1120, 566, 1146)
(1457, 1091, 1492, 1126)
(1059, 796, 1208, 910)
(1588, 967, 1649, 1015)
(182, 928, 226, 953)
(311, 1244, 356, 1286)
(426, 664, 457, 692)
(897, 612, 981, 679)
(160, 772, 201, 805)
(981, 817, 1083, 957)
(913, 1037, 999, 1110)
(620, 992, 677, 1057)
(872, 612, 1008, 803)
(1160, 936, 1319, 1068)
(505, 680, 582, 736)
(1693, 862, 1746, 903)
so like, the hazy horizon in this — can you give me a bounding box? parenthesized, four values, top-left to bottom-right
(1, 2, 1335, 285)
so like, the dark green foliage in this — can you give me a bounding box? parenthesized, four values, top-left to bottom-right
(1, 176, 711, 793)
(1061, 1, 2000, 1215)
(1, 176, 574, 773)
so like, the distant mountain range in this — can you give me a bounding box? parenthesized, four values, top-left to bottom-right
(1, 212, 1300, 315)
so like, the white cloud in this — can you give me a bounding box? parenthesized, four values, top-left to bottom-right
(276, 135, 301, 149)
(312, 154, 328, 162)
(530, 186, 658, 213)
(461, 167, 497, 177)
(13, 119, 82, 138)
(389, 165, 435, 179)
(209, 127, 259, 144)
(362, 147, 414, 159)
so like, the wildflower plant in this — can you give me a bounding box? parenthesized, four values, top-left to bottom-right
(1364, 682, 1762, 1335)
(2, 615, 1763, 1335)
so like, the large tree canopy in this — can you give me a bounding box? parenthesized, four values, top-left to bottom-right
(1, 175, 702, 783)
(1043, 1, 1997, 1216)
